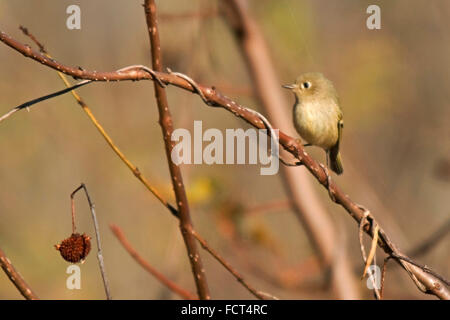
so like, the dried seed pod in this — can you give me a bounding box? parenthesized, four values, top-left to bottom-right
(55, 233, 91, 263)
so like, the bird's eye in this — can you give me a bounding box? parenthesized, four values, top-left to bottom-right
(302, 82, 311, 89)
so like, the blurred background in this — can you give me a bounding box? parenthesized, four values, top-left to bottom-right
(0, 0, 448, 299)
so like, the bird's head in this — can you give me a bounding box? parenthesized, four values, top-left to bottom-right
(283, 72, 337, 102)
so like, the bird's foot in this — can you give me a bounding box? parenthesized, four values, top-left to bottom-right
(319, 163, 336, 202)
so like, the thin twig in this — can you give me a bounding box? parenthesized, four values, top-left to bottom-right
(358, 210, 370, 265)
(408, 218, 450, 258)
(0, 79, 92, 123)
(390, 252, 449, 286)
(110, 224, 197, 300)
(362, 225, 380, 278)
(71, 183, 112, 300)
(380, 256, 391, 299)
(0, 247, 39, 300)
(70, 192, 77, 234)
(19, 26, 46, 53)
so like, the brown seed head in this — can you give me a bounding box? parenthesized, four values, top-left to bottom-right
(55, 233, 91, 263)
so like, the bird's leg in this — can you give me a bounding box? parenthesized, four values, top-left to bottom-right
(319, 163, 336, 202)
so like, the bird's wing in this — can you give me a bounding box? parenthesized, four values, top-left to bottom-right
(329, 117, 343, 160)
(337, 118, 343, 147)
(328, 118, 344, 174)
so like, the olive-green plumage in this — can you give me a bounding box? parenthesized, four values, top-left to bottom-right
(283, 72, 344, 174)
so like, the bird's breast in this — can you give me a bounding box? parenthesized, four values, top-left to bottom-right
(293, 100, 339, 150)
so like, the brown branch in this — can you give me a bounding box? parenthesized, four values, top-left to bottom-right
(380, 256, 390, 299)
(358, 212, 381, 299)
(0, 246, 39, 300)
(19, 26, 46, 53)
(143, 0, 210, 300)
(110, 224, 197, 300)
(70, 183, 112, 300)
(0, 31, 149, 82)
(408, 218, 450, 258)
(1, 29, 449, 299)
(390, 253, 449, 286)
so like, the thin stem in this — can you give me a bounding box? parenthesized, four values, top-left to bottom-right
(70, 196, 77, 234)
(0, 80, 91, 123)
(0, 247, 39, 300)
(71, 183, 112, 300)
(408, 218, 450, 258)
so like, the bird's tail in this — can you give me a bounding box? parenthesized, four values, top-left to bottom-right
(329, 146, 343, 175)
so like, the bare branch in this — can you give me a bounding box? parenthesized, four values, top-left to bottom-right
(408, 218, 450, 258)
(70, 183, 112, 300)
(0, 247, 39, 300)
(143, 0, 210, 299)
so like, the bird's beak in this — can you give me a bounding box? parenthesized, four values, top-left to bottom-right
(282, 84, 297, 90)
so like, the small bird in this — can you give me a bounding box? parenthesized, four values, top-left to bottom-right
(283, 72, 344, 174)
